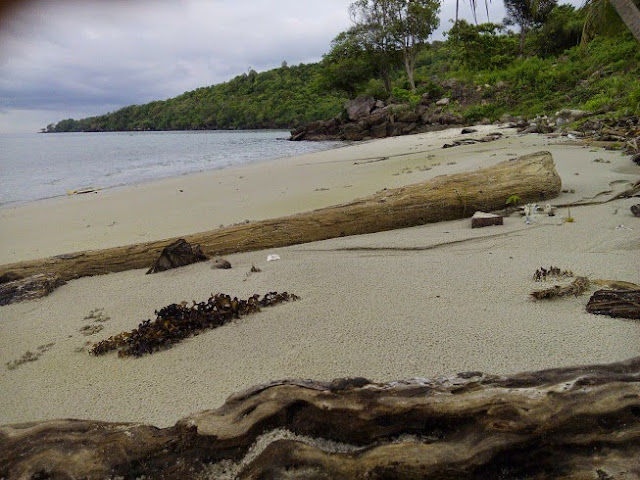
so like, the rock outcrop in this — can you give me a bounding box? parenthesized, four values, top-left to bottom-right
(2, 356, 639, 479)
(290, 95, 466, 142)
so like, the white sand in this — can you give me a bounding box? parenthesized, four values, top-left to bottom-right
(0, 126, 639, 427)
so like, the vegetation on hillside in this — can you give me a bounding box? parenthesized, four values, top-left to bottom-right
(46, 63, 346, 132)
(45, 1, 639, 133)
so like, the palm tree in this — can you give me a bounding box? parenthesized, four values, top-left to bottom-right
(608, 0, 640, 41)
(583, 0, 640, 43)
(455, 0, 490, 24)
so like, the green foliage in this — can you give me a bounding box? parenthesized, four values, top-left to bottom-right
(47, 8, 640, 133)
(48, 63, 346, 132)
(321, 29, 380, 98)
(445, 21, 518, 70)
(463, 103, 503, 122)
(525, 5, 584, 57)
(505, 194, 521, 206)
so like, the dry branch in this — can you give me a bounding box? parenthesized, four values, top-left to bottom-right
(530, 276, 590, 300)
(1, 357, 639, 479)
(0, 152, 561, 282)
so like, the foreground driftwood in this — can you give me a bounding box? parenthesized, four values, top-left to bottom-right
(0, 273, 66, 306)
(0, 152, 561, 282)
(1, 357, 639, 479)
(587, 289, 640, 319)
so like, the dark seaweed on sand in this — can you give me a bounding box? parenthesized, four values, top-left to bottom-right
(91, 292, 299, 358)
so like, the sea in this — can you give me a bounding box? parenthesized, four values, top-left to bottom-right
(0, 130, 341, 206)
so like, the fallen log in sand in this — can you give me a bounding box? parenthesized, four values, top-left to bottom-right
(1, 356, 638, 479)
(0, 151, 561, 282)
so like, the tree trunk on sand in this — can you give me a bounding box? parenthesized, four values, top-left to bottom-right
(1, 356, 639, 479)
(0, 152, 561, 282)
(610, 0, 640, 42)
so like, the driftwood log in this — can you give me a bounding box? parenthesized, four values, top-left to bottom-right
(587, 289, 640, 319)
(1, 357, 639, 479)
(0, 273, 66, 306)
(0, 152, 561, 282)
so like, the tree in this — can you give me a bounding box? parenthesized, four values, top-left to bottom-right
(504, 0, 557, 55)
(610, 0, 640, 41)
(349, 0, 440, 94)
(455, 0, 491, 24)
(582, 0, 640, 43)
(348, 0, 401, 94)
(321, 29, 379, 98)
(388, 0, 440, 93)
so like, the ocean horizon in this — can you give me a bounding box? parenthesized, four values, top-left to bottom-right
(0, 130, 341, 206)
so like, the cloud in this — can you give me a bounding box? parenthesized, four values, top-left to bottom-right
(1, 0, 583, 133)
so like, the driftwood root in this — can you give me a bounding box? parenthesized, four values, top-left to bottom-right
(1, 357, 640, 479)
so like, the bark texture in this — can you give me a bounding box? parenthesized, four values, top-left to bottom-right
(610, 0, 640, 42)
(1, 357, 639, 479)
(587, 289, 640, 319)
(0, 273, 66, 306)
(0, 152, 561, 283)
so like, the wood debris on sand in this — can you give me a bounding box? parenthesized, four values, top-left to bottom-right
(2, 357, 640, 478)
(0, 152, 562, 282)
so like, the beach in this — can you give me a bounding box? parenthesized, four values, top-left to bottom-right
(1, 125, 639, 428)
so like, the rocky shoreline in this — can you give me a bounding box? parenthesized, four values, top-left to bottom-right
(290, 94, 640, 156)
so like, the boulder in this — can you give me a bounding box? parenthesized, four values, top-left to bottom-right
(342, 123, 367, 141)
(396, 111, 420, 124)
(367, 106, 391, 126)
(435, 97, 450, 106)
(346, 96, 376, 122)
(370, 123, 389, 138)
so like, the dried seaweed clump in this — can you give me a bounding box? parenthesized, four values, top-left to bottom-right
(531, 276, 590, 300)
(532, 266, 573, 282)
(91, 292, 299, 358)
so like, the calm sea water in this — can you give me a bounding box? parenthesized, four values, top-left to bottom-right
(0, 130, 341, 206)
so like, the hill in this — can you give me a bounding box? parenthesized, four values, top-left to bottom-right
(45, 7, 639, 134)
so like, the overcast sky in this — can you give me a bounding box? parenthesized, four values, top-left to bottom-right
(0, 0, 582, 133)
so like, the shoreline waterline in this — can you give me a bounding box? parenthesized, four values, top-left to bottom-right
(0, 130, 343, 207)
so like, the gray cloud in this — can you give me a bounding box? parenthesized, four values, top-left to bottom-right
(1, 0, 582, 133)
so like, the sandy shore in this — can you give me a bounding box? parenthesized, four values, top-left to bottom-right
(1, 125, 639, 427)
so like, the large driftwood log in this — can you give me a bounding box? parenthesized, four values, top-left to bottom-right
(1, 357, 639, 479)
(0, 152, 561, 282)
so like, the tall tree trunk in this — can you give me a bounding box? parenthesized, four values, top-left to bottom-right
(609, 0, 640, 42)
(519, 26, 528, 56)
(403, 51, 416, 93)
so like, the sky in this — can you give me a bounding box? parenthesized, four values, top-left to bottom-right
(0, 0, 583, 133)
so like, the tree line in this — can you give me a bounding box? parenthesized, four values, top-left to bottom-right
(45, 0, 640, 133)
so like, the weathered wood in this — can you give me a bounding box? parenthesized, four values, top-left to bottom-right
(0, 273, 66, 306)
(587, 289, 640, 319)
(471, 211, 504, 228)
(146, 238, 208, 274)
(0, 152, 561, 282)
(1, 357, 639, 479)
